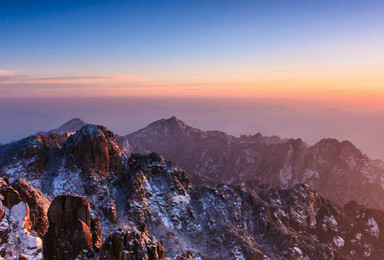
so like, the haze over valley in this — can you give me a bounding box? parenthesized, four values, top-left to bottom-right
(2, 97, 384, 160)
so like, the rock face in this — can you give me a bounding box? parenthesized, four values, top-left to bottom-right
(0, 177, 50, 237)
(100, 228, 166, 260)
(0, 202, 43, 259)
(0, 177, 48, 258)
(0, 133, 68, 188)
(11, 178, 50, 237)
(43, 194, 102, 260)
(92, 151, 384, 259)
(63, 125, 123, 178)
(0, 124, 126, 228)
(127, 116, 384, 210)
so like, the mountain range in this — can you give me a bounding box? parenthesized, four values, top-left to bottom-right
(126, 116, 384, 210)
(0, 117, 384, 259)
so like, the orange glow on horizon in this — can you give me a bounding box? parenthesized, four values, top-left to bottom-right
(1, 64, 384, 110)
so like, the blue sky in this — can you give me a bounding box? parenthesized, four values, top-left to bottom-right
(1, 0, 383, 81)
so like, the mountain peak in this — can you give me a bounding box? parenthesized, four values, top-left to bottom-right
(128, 117, 192, 139)
(165, 116, 187, 129)
(63, 124, 122, 178)
(149, 116, 188, 129)
(58, 117, 86, 130)
(43, 117, 87, 135)
(62, 117, 85, 125)
(313, 138, 362, 155)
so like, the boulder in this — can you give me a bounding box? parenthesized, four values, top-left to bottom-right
(43, 194, 101, 260)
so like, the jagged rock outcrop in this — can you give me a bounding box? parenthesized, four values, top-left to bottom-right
(63, 125, 123, 178)
(127, 117, 384, 210)
(110, 152, 384, 259)
(12, 178, 51, 237)
(0, 124, 126, 227)
(0, 177, 50, 237)
(253, 183, 384, 259)
(100, 228, 166, 260)
(0, 202, 43, 259)
(43, 194, 102, 260)
(0, 133, 68, 187)
(124, 152, 192, 227)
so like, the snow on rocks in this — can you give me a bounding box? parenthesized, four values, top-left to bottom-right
(127, 117, 384, 212)
(0, 202, 43, 259)
(366, 217, 380, 238)
(99, 227, 166, 260)
(333, 236, 345, 248)
(3, 121, 384, 259)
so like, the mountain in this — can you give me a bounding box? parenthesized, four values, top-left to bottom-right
(126, 117, 384, 211)
(39, 117, 137, 159)
(1, 119, 384, 259)
(40, 117, 87, 135)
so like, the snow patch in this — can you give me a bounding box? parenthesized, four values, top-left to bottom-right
(333, 236, 344, 248)
(52, 162, 84, 197)
(0, 203, 43, 259)
(366, 217, 379, 238)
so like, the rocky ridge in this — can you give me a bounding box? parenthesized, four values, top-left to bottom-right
(0, 119, 384, 258)
(127, 116, 384, 210)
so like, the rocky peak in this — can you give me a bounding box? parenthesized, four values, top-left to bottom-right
(63, 124, 123, 178)
(311, 138, 365, 161)
(152, 116, 188, 131)
(44, 117, 87, 135)
(0, 133, 66, 172)
(127, 152, 191, 190)
(123, 153, 192, 226)
(128, 117, 203, 142)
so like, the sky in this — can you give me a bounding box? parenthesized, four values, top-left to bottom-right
(1, 1, 384, 158)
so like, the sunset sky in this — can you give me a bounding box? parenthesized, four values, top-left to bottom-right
(1, 1, 384, 158)
(1, 0, 384, 102)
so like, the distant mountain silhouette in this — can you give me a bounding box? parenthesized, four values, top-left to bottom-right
(127, 116, 384, 210)
(37, 117, 87, 135)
